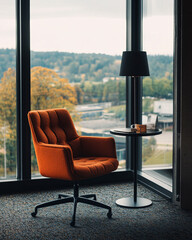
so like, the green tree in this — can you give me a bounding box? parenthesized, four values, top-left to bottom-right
(69, 62, 79, 74)
(94, 83, 104, 103)
(143, 77, 154, 97)
(74, 85, 84, 104)
(102, 79, 122, 104)
(119, 80, 126, 101)
(81, 81, 93, 103)
(153, 77, 172, 98)
(142, 98, 153, 113)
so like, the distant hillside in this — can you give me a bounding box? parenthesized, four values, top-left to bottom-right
(148, 55, 173, 79)
(0, 49, 16, 78)
(31, 51, 121, 83)
(0, 49, 173, 81)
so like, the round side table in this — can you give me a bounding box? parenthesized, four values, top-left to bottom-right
(110, 128, 162, 208)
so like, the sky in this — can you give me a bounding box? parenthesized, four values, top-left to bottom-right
(0, 0, 174, 56)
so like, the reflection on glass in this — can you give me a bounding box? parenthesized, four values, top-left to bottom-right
(142, 0, 174, 186)
(0, 1, 16, 180)
(30, 0, 126, 176)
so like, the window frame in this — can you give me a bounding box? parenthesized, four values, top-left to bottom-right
(0, 0, 177, 201)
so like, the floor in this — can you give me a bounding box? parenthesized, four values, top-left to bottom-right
(1, 182, 192, 240)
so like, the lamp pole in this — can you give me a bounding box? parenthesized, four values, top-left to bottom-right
(132, 76, 137, 203)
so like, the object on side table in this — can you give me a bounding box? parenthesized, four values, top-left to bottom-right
(131, 124, 147, 133)
(147, 114, 158, 130)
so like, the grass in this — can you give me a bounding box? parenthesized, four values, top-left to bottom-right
(143, 149, 172, 165)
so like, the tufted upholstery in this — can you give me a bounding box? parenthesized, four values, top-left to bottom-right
(28, 108, 118, 181)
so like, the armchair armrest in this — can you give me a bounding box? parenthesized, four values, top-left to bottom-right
(80, 136, 117, 158)
(35, 142, 75, 181)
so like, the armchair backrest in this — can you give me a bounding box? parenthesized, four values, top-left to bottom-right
(28, 109, 80, 156)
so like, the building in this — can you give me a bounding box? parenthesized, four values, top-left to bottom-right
(154, 100, 173, 116)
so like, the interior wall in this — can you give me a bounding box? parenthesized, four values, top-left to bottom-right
(180, 0, 192, 210)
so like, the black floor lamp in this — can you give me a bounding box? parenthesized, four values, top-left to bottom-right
(119, 51, 150, 207)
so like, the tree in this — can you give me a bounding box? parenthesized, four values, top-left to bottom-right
(119, 80, 126, 101)
(102, 79, 123, 104)
(31, 67, 78, 171)
(31, 66, 77, 111)
(0, 68, 17, 175)
(0, 67, 78, 176)
(143, 77, 154, 97)
(153, 77, 172, 98)
(142, 98, 153, 113)
(81, 81, 93, 103)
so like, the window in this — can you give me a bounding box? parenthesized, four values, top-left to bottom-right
(142, 0, 174, 186)
(0, 1, 16, 180)
(30, 0, 126, 176)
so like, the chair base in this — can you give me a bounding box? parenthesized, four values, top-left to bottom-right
(31, 183, 112, 227)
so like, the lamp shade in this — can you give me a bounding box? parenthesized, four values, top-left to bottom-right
(120, 51, 150, 76)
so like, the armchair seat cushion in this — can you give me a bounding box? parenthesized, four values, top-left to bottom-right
(73, 157, 118, 179)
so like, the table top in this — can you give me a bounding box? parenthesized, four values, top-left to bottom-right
(110, 128, 162, 137)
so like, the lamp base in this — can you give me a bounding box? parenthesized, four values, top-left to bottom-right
(116, 197, 152, 208)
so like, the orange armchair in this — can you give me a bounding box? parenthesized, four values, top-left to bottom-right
(28, 108, 118, 226)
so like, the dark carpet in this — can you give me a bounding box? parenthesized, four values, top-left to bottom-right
(1, 182, 192, 240)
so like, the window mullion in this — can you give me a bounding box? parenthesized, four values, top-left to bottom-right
(18, 0, 31, 180)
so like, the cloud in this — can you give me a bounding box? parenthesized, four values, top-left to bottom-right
(31, 0, 125, 19)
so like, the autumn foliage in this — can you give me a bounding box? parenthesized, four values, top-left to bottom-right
(0, 67, 78, 176)
(31, 67, 77, 111)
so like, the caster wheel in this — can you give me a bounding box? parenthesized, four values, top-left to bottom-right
(107, 211, 112, 219)
(31, 212, 37, 217)
(70, 221, 75, 227)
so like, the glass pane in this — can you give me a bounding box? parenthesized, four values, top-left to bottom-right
(0, 1, 16, 180)
(142, 0, 174, 186)
(30, 0, 126, 176)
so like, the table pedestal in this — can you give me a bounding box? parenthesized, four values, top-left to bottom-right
(116, 136, 152, 208)
(116, 197, 152, 208)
